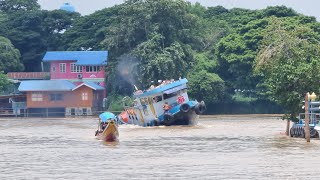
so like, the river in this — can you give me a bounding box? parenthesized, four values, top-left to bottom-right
(1, 115, 320, 179)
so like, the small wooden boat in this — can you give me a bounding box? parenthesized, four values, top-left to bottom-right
(95, 112, 119, 142)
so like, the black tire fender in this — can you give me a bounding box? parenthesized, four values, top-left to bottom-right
(290, 127, 294, 137)
(195, 101, 206, 114)
(180, 103, 190, 113)
(310, 128, 317, 137)
(164, 114, 175, 126)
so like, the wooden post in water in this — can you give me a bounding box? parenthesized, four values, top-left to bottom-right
(285, 119, 290, 136)
(305, 93, 311, 142)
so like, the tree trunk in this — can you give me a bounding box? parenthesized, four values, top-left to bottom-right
(305, 93, 311, 142)
(286, 119, 290, 136)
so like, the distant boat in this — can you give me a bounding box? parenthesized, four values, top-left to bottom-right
(117, 78, 206, 126)
(290, 95, 320, 139)
(95, 112, 119, 142)
(290, 111, 319, 138)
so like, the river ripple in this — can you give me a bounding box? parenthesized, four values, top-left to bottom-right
(0, 116, 319, 180)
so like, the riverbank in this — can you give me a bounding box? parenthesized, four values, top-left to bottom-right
(201, 114, 283, 119)
(0, 114, 284, 121)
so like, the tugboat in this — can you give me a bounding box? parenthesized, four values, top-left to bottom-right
(290, 92, 320, 138)
(95, 112, 119, 142)
(117, 78, 206, 126)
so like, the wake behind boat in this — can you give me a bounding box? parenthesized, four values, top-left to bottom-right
(95, 112, 119, 142)
(116, 78, 206, 126)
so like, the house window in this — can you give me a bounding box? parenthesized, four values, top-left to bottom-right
(82, 92, 88, 100)
(71, 63, 83, 73)
(85, 66, 100, 73)
(49, 94, 63, 101)
(59, 63, 66, 73)
(52, 66, 56, 72)
(31, 93, 43, 101)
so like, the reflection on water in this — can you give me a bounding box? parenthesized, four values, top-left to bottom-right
(1, 116, 320, 179)
(101, 140, 120, 147)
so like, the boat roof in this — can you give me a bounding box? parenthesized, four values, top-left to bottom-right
(133, 78, 188, 98)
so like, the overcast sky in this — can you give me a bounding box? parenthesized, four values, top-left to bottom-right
(38, 0, 320, 20)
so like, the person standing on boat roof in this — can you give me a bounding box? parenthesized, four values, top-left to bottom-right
(163, 102, 171, 113)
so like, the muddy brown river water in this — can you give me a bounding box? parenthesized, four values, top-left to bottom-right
(1, 115, 320, 179)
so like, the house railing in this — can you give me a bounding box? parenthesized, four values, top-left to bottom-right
(0, 108, 121, 118)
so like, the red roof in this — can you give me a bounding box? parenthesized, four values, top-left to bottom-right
(7, 72, 50, 80)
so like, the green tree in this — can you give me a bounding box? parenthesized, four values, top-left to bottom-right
(63, 7, 116, 51)
(134, 36, 193, 88)
(0, 9, 79, 71)
(0, 71, 12, 94)
(0, 36, 23, 72)
(100, 0, 200, 94)
(0, 0, 40, 12)
(187, 70, 225, 103)
(215, 9, 304, 93)
(255, 18, 320, 133)
(216, 18, 269, 91)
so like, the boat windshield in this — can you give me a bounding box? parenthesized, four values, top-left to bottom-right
(163, 88, 187, 100)
(153, 95, 163, 102)
(164, 92, 178, 100)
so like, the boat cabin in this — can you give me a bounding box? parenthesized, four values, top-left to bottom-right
(125, 78, 189, 123)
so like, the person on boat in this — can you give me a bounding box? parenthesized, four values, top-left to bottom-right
(100, 121, 108, 131)
(163, 102, 171, 113)
(95, 119, 108, 136)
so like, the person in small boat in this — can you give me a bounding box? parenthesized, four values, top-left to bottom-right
(163, 102, 171, 113)
(100, 121, 108, 131)
(95, 119, 108, 136)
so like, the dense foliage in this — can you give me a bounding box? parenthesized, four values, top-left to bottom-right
(2, 0, 320, 116)
(0, 36, 22, 72)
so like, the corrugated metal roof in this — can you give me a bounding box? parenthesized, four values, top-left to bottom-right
(85, 82, 105, 90)
(72, 82, 105, 91)
(43, 51, 108, 65)
(18, 80, 76, 91)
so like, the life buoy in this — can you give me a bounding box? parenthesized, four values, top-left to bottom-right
(120, 111, 129, 123)
(180, 103, 190, 113)
(177, 96, 185, 104)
